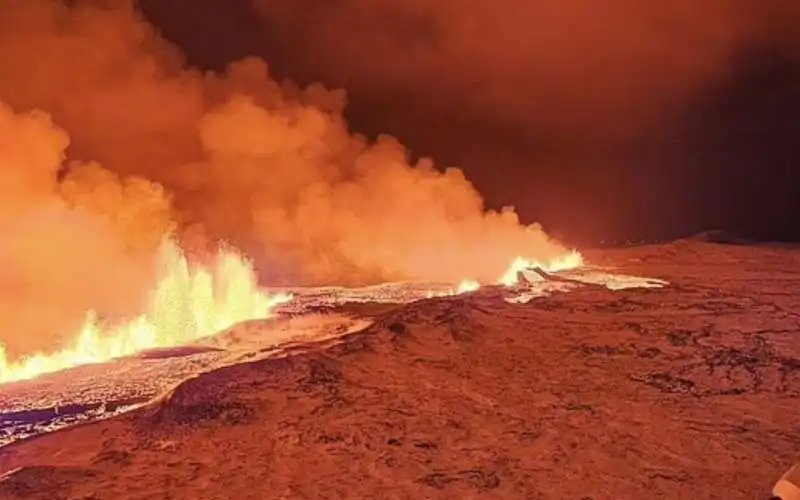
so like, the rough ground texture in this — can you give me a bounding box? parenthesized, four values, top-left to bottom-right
(0, 241, 798, 499)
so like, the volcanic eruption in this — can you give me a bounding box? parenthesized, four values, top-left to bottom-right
(0, 0, 580, 383)
(0, 2, 797, 499)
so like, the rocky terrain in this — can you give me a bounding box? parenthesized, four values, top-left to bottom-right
(0, 240, 797, 499)
(0, 271, 654, 447)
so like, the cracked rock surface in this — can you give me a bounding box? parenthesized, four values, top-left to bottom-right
(0, 241, 798, 499)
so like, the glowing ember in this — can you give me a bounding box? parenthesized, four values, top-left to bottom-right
(498, 251, 583, 286)
(0, 240, 292, 384)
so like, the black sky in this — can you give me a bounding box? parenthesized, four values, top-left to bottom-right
(138, 0, 799, 245)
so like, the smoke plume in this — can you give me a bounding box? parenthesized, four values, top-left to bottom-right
(0, 101, 168, 357)
(0, 0, 575, 355)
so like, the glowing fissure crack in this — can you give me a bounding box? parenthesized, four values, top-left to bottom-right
(442, 251, 668, 304)
(497, 251, 584, 286)
(0, 245, 634, 385)
(0, 239, 292, 384)
(426, 251, 585, 298)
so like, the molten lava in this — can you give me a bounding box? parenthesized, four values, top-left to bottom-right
(446, 250, 584, 296)
(0, 240, 292, 384)
(456, 279, 480, 294)
(497, 251, 584, 286)
(0, 242, 583, 384)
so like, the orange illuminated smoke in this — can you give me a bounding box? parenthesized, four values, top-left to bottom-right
(0, 240, 292, 384)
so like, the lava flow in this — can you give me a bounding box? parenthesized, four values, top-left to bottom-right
(438, 250, 584, 297)
(0, 243, 582, 384)
(0, 240, 292, 384)
(497, 251, 584, 286)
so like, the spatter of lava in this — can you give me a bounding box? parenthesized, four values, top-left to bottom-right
(0, 240, 292, 384)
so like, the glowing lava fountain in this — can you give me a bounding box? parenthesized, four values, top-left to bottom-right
(0, 240, 292, 384)
(441, 250, 584, 297)
(498, 251, 584, 286)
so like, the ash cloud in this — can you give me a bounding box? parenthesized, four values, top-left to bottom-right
(0, 0, 574, 355)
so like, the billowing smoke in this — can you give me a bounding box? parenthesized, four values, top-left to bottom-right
(0, 101, 170, 357)
(0, 0, 573, 355)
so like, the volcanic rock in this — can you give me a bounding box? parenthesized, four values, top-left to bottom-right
(0, 242, 798, 499)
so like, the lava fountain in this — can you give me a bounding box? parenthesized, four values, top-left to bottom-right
(0, 240, 292, 384)
(436, 250, 584, 297)
(0, 241, 583, 383)
(498, 251, 584, 286)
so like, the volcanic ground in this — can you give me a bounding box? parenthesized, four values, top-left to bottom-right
(0, 240, 798, 499)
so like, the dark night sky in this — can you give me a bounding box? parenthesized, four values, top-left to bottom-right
(138, 0, 799, 246)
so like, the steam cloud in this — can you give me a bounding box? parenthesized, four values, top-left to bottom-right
(0, 101, 165, 356)
(0, 0, 574, 356)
